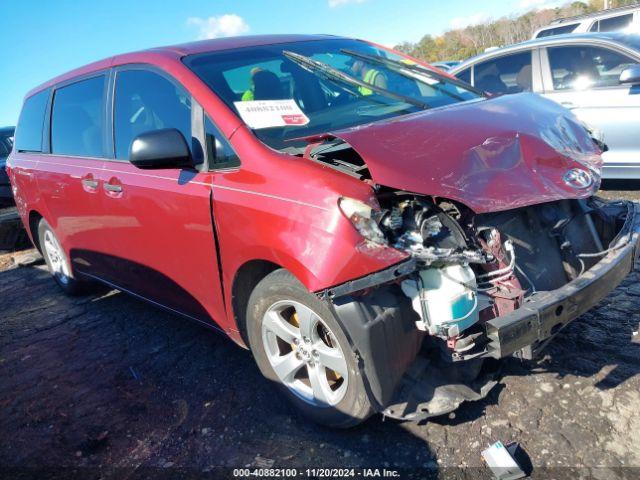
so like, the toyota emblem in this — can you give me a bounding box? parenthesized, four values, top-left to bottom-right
(563, 168, 593, 189)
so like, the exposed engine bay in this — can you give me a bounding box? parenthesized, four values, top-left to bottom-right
(373, 191, 631, 357)
(309, 140, 629, 350)
(307, 133, 637, 421)
(332, 190, 635, 420)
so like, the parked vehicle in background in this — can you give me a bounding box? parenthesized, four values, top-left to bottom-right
(534, 3, 640, 38)
(0, 126, 26, 251)
(0, 127, 15, 205)
(451, 33, 640, 179)
(7, 35, 640, 428)
(430, 60, 461, 71)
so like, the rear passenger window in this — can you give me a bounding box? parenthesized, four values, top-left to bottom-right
(51, 76, 106, 158)
(474, 51, 532, 95)
(114, 70, 192, 160)
(15, 89, 50, 153)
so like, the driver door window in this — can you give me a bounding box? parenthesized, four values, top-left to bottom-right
(114, 69, 193, 160)
(547, 45, 636, 91)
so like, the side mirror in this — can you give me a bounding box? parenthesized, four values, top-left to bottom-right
(619, 64, 640, 85)
(129, 128, 193, 169)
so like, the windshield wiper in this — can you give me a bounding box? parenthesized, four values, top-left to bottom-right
(340, 49, 485, 97)
(283, 50, 430, 110)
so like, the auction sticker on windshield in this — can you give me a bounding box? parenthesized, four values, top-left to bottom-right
(234, 99, 310, 129)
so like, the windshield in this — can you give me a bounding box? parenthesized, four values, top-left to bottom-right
(183, 39, 482, 150)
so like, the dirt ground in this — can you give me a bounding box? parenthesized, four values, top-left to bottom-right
(1, 184, 639, 479)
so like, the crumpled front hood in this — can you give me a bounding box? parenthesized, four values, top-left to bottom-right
(332, 93, 602, 213)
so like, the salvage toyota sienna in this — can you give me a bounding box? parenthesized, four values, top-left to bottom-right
(7, 34, 640, 427)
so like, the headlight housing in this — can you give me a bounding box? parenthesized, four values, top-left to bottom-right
(338, 197, 386, 244)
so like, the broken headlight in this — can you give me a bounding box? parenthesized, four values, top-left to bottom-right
(338, 197, 386, 244)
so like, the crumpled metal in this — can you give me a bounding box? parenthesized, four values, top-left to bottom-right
(332, 93, 602, 213)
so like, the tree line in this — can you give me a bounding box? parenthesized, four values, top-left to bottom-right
(394, 0, 638, 62)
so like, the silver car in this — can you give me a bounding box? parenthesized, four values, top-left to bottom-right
(450, 33, 640, 179)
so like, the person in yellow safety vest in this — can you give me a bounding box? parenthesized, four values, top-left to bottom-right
(241, 67, 264, 101)
(349, 60, 388, 96)
(242, 67, 284, 101)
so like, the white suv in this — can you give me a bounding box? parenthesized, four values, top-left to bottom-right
(534, 4, 640, 39)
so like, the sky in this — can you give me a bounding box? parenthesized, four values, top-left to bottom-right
(0, 0, 561, 126)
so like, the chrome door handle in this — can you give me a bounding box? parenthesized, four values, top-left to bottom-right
(104, 183, 123, 193)
(81, 178, 99, 189)
(560, 101, 575, 108)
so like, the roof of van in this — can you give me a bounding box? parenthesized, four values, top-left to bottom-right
(26, 34, 340, 98)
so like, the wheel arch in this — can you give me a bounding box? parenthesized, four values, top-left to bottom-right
(224, 243, 327, 347)
(230, 259, 282, 347)
(28, 210, 44, 253)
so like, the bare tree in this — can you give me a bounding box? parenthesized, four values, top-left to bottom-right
(396, 0, 604, 62)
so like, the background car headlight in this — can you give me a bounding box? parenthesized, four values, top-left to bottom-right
(338, 197, 386, 244)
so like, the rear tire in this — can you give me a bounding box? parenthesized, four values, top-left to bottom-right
(246, 269, 373, 428)
(38, 219, 86, 295)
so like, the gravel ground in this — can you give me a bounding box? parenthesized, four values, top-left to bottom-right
(0, 185, 639, 480)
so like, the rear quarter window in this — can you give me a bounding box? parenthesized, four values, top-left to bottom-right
(14, 89, 50, 153)
(592, 13, 634, 33)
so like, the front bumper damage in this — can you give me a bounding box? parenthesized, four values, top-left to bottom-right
(321, 201, 640, 421)
(485, 201, 640, 360)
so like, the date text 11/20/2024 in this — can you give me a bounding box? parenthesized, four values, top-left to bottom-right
(232, 468, 401, 477)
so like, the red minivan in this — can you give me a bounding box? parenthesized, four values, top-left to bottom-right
(7, 34, 640, 427)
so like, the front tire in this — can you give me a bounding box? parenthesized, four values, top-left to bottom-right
(246, 269, 373, 428)
(38, 219, 85, 295)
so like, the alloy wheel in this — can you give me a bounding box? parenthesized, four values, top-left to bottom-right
(43, 230, 71, 285)
(261, 300, 349, 407)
